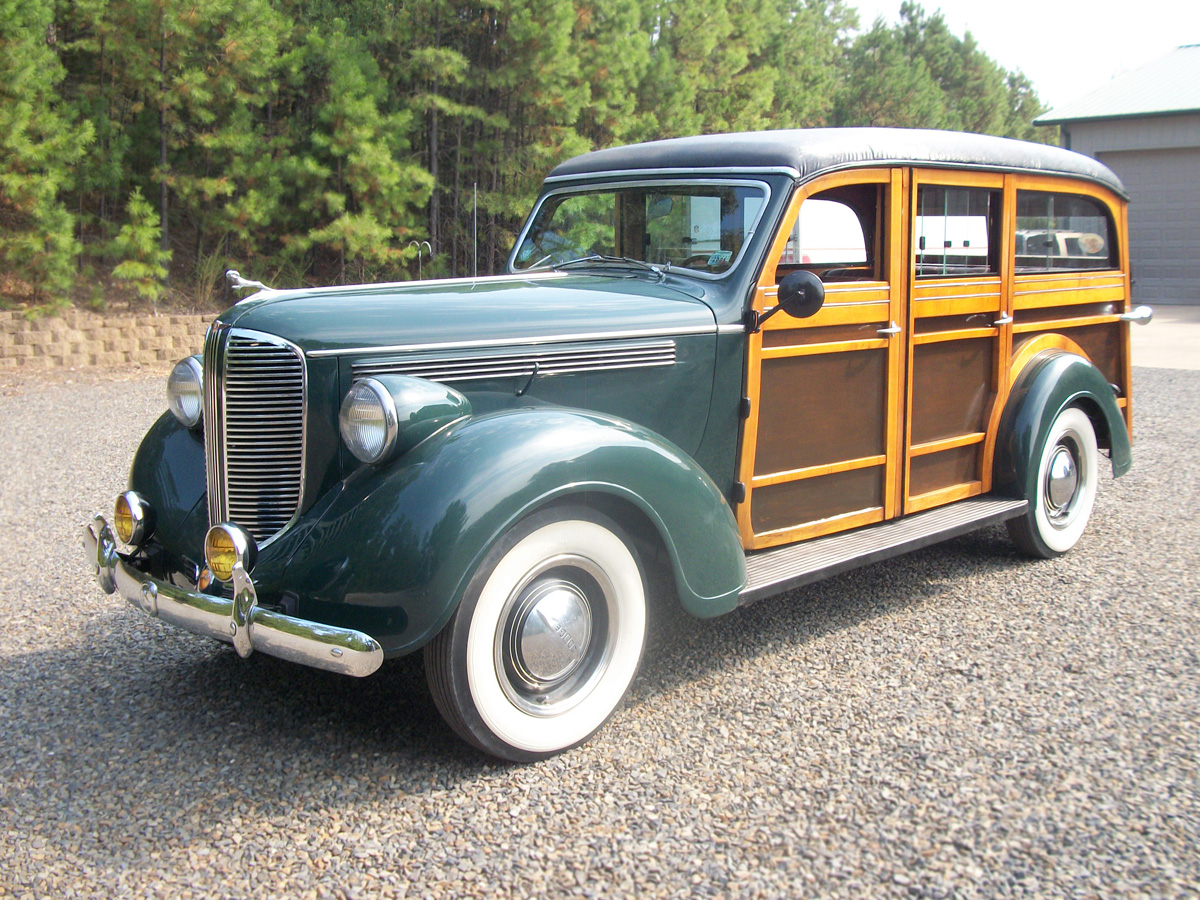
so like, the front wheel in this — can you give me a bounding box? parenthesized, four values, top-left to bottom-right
(425, 507, 647, 761)
(1007, 406, 1099, 558)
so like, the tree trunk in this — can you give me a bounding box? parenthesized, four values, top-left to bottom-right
(429, 11, 441, 255)
(158, 31, 169, 276)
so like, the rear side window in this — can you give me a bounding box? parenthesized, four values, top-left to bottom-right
(1016, 190, 1117, 272)
(914, 186, 1000, 277)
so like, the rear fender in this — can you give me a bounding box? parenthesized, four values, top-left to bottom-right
(993, 351, 1132, 501)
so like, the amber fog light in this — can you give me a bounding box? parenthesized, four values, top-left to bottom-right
(114, 491, 155, 546)
(204, 524, 257, 583)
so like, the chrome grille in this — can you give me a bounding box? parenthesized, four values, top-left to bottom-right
(204, 326, 306, 545)
(352, 338, 676, 384)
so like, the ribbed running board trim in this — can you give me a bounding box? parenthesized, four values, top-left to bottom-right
(739, 497, 1028, 605)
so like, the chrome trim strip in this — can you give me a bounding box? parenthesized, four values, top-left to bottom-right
(1013, 283, 1126, 297)
(309, 324, 721, 359)
(507, 177, 773, 281)
(543, 166, 800, 183)
(203, 323, 229, 530)
(912, 279, 1002, 290)
(85, 516, 382, 678)
(352, 339, 677, 384)
(912, 291, 1002, 303)
(244, 270, 571, 301)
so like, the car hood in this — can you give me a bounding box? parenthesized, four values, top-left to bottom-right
(220, 272, 717, 354)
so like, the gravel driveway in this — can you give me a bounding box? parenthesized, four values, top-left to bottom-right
(1, 367, 1196, 899)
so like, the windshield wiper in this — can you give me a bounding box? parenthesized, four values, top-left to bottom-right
(553, 255, 665, 278)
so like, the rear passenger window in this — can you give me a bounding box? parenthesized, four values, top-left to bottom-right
(1016, 190, 1116, 272)
(915, 186, 1000, 277)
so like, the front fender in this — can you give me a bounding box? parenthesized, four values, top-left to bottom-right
(994, 351, 1132, 502)
(127, 412, 208, 555)
(281, 408, 747, 656)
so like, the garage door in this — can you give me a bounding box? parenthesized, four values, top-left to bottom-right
(1098, 148, 1200, 304)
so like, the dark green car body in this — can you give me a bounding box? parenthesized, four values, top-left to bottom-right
(128, 261, 785, 655)
(108, 128, 1138, 690)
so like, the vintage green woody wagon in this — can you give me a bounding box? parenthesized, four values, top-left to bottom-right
(85, 128, 1152, 760)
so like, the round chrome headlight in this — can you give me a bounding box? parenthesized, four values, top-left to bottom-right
(339, 378, 399, 465)
(167, 356, 204, 428)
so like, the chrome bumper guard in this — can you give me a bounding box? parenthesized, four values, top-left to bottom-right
(83, 515, 383, 677)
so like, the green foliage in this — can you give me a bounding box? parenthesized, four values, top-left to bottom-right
(0, 0, 93, 306)
(110, 187, 172, 305)
(832, 3, 1045, 139)
(3, 0, 1049, 309)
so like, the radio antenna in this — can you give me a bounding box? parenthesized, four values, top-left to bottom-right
(473, 183, 478, 279)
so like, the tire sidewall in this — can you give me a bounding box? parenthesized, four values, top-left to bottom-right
(437, 506, 647, 760)
(1031, 406, 1099, 555)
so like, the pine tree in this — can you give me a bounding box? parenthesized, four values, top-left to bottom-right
(285, 21, 433, 283)
(831, 16, 949, 128)
(0, 0, 93, 306)
(110, 187, 172, 308)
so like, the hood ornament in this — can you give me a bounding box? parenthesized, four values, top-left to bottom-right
(225, 269, 272, 293)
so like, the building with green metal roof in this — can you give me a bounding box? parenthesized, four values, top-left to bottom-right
(1036, 45, 1200, 305)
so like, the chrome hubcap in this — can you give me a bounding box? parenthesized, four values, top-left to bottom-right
(1045, 442, 1080, 519)
(509, 580, 592, 687)
(496, 556, 614, 717)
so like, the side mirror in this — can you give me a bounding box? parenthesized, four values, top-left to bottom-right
(747, 270, 826, 333)
(777, 270, 825, 320)
(646, 195, 674, 220)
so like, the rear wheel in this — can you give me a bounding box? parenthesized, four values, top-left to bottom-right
(425, 507, 647, 761)
(1007, 406, 1099, 559)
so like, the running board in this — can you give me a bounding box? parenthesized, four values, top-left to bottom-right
(739, 497, 1028, 605)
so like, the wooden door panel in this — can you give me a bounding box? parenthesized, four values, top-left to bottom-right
(755, 350, 888, 476)
(738, 168, 905, 550)
(904, 171, 1008, 514)
(909, 444, 980, 497)
(751, 467, 885, 535)
(909, 338, 994, 445)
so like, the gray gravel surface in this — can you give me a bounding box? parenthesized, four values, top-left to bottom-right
(1, 367, 1197, 899)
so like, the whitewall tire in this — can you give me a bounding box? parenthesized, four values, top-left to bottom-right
(1008, 406, 1099, 559)
(425, 507, 647, 761)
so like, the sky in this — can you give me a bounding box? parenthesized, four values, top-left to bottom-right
(844, 0, 1200, 111)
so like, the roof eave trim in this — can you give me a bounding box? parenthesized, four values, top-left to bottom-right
(544, 165, 801, 183)
(1035, 107, 1200, 126)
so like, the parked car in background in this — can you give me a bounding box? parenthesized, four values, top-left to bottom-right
(85, 128, 1152, 760)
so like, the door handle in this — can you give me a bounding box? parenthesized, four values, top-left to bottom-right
(994, 314, 1013, 326)
(1120, 305, 1153, 324)
(877, 321, 901, 335)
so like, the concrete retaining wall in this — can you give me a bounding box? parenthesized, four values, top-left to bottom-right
(0, 309, 210, 370)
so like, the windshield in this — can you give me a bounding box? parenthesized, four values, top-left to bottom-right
(512, 182, 767, 276)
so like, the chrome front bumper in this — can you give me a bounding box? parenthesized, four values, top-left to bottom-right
(83, 515, 383, 677)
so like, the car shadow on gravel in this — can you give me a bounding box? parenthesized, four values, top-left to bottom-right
(2, 523, 1034, 838)
(635, 523, 1033, 698)
(0, 612, 493, 824)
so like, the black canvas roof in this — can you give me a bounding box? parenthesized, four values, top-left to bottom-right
(547, 128, 1127, 198)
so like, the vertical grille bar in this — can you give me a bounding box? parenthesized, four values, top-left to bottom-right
(203, 326, 306, 546)
(203, 323, 229, 530)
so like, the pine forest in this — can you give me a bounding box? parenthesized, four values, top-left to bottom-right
(0, 0, 1048, 311)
